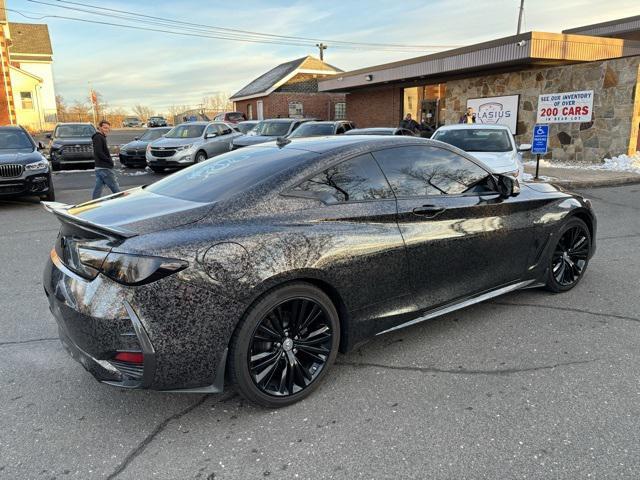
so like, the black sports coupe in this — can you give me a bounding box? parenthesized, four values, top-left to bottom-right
(43, 136, 596, 407)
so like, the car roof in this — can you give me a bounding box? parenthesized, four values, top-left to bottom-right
(248, 134, 431, 154)
(176, 121, 210, 125)
(436, 124, 510, 131)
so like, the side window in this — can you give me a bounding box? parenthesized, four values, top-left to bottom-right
(336, 125, 345, 135)
(291, 153, 394, 204)
(373, 146, 490, 197)
(218, 123, 233, 135)
(205, 124, 218, 137)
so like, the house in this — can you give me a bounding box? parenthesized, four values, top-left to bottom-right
(230, 55, 346, 121)
(0, 1, 58, 131)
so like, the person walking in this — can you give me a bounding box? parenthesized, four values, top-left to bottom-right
(459, 107, 476, 124)
(91, 120, 120, 199)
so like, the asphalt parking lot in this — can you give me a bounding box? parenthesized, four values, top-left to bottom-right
(1, 177, 639, 479)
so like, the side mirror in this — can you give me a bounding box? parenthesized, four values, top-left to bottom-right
(46, 133, 52, 139)
(205, 133, 217, 139)
(517, 143, 532, 152)
(496, 175, 520, 198)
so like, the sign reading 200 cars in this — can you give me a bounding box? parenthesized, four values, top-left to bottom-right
(537, 90, 594, 124)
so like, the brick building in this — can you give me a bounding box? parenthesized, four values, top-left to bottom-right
(319, 16, 640, 162)
(230, 56, 346, 121)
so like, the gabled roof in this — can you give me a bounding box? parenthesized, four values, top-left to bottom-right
(230, 55, 341, 101)
(9, 65, 43, 83)
(8, 23, 53, 56)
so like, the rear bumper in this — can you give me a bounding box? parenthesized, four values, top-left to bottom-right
(43, 249, 230, 392)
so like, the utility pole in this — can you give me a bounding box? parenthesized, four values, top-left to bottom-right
(316, 42, 327, 61)
(516, 0, 525, 35)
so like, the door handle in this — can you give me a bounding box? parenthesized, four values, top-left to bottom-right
(412, 204, 446, 217)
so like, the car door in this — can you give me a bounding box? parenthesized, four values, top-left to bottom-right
(286, 152, 417, 342)
(211, 123, 236, 155)
(202, 124, 219, 157)
(372, 144, 539, 311)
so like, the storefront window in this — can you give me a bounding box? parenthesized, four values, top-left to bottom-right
(402, 84, 446, 127)
(335, 102, 346, 120)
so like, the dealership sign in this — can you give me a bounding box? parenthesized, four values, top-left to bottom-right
(537, 90, 593, 124)
(467, 95, 519, 133)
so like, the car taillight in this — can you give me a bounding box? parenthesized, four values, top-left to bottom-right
(114, 351, 144, 364)
(62, 240, 188, 285)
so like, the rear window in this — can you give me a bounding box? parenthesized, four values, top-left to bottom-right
(146, 147, 317, 203)
(432, 129, 513, 152)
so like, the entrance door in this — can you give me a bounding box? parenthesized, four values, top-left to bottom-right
(257, 100, 264, 120)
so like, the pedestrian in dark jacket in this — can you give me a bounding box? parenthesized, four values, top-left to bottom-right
(459, 107, 476, 124)
(399, 113, 420, 133)
(91, 120, 120, 199)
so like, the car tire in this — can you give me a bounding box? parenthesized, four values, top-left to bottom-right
(228, 282, 340, 408)
(149, 166, 165, 173)
(51, 162, 60, 172)
(195, 151, 207, 163)
(545, 217, 591, 293)
(40, 184, 55, 202)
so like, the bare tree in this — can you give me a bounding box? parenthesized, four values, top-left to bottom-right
(132, 104, 154, 122)
(69, 100, 91, 122)
(55, 95, 68, 122)
(202, 92, 233, 113)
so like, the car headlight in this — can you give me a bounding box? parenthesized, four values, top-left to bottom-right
(176, 144, 194, 151)
(25, 159, 49, 171)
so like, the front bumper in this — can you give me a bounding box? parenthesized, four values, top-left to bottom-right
(43, 249, 232, 392)
(50, 149, 94, 165)
(119, 152, 147, 166)
(0, 171, 52, 197)
(146, 152, 195, 168)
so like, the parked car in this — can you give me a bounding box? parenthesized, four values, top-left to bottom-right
(232, 118, 312, 149)
(43, 135, 596, 407)
(431, 124, 528, 178)
(145, 121, 242, 172)
(345, 127, 416, 136)
(214, 111, 247, 124)
(236, 120, 259, 134)
(0, 125, 54, 201)
(287, 120, 356, 138)
(122, 117, 143, 128)
(119, 127, 171, 168)
(147, 116, 168, 128)
(47, 123, 96, 171)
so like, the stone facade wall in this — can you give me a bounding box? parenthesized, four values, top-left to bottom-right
(443, 56, 640, 162)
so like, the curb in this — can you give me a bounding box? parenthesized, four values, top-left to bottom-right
(546, 175, 640, 189)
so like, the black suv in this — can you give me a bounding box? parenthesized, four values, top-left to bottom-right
(47, 123, 96, 170)
(0, 125, 54, 201)
(147, 116, 168, 127)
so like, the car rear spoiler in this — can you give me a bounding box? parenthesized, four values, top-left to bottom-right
(42, 201, 137, 239)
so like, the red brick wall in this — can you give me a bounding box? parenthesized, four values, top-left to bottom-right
(0, 25, 16, 125)
(345, 87, 403, 128)
(234, 92, 346, 121)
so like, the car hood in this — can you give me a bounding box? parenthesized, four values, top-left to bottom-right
(233, 135, 276, 147)
(52, 137, 93, 145)
(467, 151, 518, 173)
(0, 150, 43, 165)
(149, 137, 200, 148)
(60, 187, 212, 236)
(121, 140, 149, 150)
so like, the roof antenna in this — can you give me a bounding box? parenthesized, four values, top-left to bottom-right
(276, 137, 291, 148)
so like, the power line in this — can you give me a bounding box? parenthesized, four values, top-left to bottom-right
(25, 0, 463, 52)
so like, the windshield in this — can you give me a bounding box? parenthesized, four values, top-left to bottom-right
(0, 129, 33, 150)
(432, 129, 513, 153)
(147, 147, 317, 203)
(54, 124, 96, 138)
(288, 124, 334, 138)
(227, 112, 245, 121)
(237, 123, 257, 134)
(164, 124, 206, 138)
(139, 128, 170, 141)
(253, 121, 292, 137)
(149, 117, 164, 121)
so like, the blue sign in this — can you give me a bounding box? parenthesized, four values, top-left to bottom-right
(531, 124, 549, 155)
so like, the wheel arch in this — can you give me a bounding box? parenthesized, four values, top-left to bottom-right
(569, 208, 595, 243)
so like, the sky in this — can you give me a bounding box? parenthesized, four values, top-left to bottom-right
(7, 0, 640, 114)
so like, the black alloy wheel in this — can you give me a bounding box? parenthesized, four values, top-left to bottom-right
(229, 283, 340, 407)
(546, 217, 591, 292)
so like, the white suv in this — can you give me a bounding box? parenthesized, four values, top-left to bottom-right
(431, 124, 529, 178)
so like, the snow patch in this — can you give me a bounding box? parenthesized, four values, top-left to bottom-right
(525, 152, 640, 174)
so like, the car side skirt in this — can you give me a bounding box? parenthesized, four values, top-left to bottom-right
(376, 280, 535, 336)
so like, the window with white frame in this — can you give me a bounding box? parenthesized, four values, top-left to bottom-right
(288, 101, 303, 118)
(247, 103, 253, 120)
(335, 102, 346, 120)
(20, 92, 34, 110)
